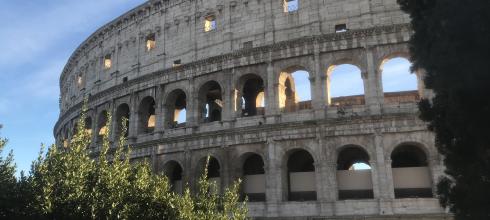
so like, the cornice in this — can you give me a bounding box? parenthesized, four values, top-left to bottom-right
(124, 113, 426, 149)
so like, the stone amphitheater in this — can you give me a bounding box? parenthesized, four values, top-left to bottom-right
(54, 0, 451, 219)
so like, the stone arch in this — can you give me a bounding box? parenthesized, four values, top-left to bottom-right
(279, 142, 321, 166)
(63, 126, 70, 148)
(238, 152, 266, 202)
(327, 57, 365, 71)
(334, 143, 374, 165)
(284, 148, 317, 201)
(236, 74, 265, 117)
(377, 51, 411, 69)
(196, 155, 222, 193)
(336, 145, 371, 170)
(197, 80, 223, 123)
(326, 62, 365, 106)
(137, 96, 156, 134)
(164, 89, 187, 128)
(324, 53, 367, 77)
(387, 140, 434, 162)
(378, 52, 420, 104)
(72, 121, 79, 138)
(97, 110, 109, 141)
(115, 103, 130, 138)
(336, 145, 374, 200)
(390, 143, 433, 198)
(391, 143, 429, 168)
(278, 65, 313, 112)
(162, 160, 184, 193)
(84, 116, 93, 135)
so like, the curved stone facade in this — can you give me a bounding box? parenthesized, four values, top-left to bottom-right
(55, 0, 450, 219)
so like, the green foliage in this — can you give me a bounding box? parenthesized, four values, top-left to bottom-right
(0, 126, 41, 218)
(174, 156, 248, 220)
(0, 129, 18, 217)
(30, 109, 95, 218)
(398, 0, 490, 219)
(22, 104, 248, 219)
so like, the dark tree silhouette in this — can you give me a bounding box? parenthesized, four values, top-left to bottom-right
(397, 1, 490, 219)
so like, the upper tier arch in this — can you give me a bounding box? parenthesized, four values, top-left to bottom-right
(59, 0, 411, 114)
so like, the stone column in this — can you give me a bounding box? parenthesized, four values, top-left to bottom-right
(154, 85, 165, 136)
(128, 93, 138, 143)
(313, 46, 327, 119)
(221, 148, 232, 193)
(151, 145, 157, 172)
(369, 159, 381, 198)
(89, 112, 97, 149)
(429, 156, 444, 197)
(265, 61, 279, 124)
(221, 70, 234, 122)
(373, 132, 394, 215)
(417, 68, 435, 100)
(186, 78, 198, 128)
(183, 150, 193, 192)
(265, 139, 282, 217)
(110, 99, 118, 144)
(365, 48, 382, 115)
(233, 69, 242, 119)
(313, 137, 331, 201)
(325, 162, 338, 201)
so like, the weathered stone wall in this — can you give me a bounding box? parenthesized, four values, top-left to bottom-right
(55, 0, 450, 219)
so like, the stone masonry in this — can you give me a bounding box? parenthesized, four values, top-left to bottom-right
(55, 0, 451, 219)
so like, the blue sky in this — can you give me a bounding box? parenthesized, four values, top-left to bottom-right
(291, 58, 416, 102)
(0, 0, 415, 175)
(0, 0, 147, 175)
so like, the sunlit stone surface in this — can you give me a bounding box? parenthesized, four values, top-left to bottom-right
(54, 0, 450, 219)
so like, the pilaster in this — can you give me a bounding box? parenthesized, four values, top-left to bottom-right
(365, 48, 382, 115)
(265, 139, 282, 217)
(313, 45, 326, 119)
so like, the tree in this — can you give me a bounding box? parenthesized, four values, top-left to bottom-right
(31, 109, 96, 219)
(30, 108, 247, 219)
(0, 125, 18, 218)
(0, 125, 45, 219)
(174, 156, 247, 220)
(397, 1, 490, 219)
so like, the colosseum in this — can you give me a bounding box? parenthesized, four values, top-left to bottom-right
(54, 0, 451, 219)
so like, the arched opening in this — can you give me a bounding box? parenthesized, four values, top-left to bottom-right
(381, 57, 419, 104)
(391, 144, 432, 198)
(138, 96, 156, 134)
(166, 90, 187, 128)
(63, 127, 69, 148)
(336, 146, 373, 200)
(287, 149, 316, 201)
(256, 91, 265, 108)
(279, 69, 312, 112)
(198, 156, 221, 194)
(72, 122, 78, 138)
(241, 153, 266, 202)
(97, 110, 108, 142)
(84, 117, 92, 136)
(163, 161, 183, 194)
(115, 104, 130, 138)
(239, 74, 265, 117)
(198, 81, 223, 123)
(327, 64, 365, 106)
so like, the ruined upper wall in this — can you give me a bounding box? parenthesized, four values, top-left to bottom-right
(59, 0, 410, 113)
